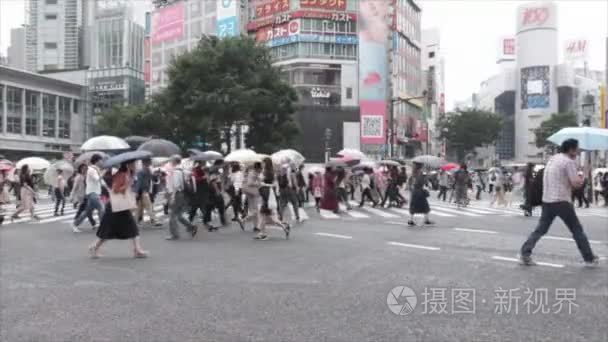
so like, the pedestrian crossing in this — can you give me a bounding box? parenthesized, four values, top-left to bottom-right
(309, 198, 608, 221)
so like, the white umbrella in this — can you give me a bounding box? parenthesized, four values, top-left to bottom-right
(411, 155, 445, 168)
(337, 148, 366, 160)
(271, 149, 305, 167)
(44, 160, 74, 186)
(16, 157, 51, 173)
(81, 135, 130, 152)
(548, 127, 608, 151)
(74, 151, 109, 166)
(225, 149, 260, 164)
(152, 157, 169, 167)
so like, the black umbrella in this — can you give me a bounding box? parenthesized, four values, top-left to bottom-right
(137, 139, 181, 157)
(102, 151, 153, 169)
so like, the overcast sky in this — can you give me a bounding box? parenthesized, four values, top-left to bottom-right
(1, 0, 606, 109)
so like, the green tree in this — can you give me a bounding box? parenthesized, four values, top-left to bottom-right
(95, 105, 146, 137)
(534, 112, 578, 148)
(150, 35, 298, 151)
(437, 109, 503, 160)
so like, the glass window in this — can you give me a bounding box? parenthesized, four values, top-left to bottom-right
(73, 99, 79, 114)
(204, 0, 216, 13)
(58, 97, 70, 139)
(313, 20, 323, 32)
(45, 13, 57, 20)
(302, 19, 312, 32)
(190, 20, 202, 38)
(204, 17, 216, 34)
(152, 52, 162, 66)
(346, 87, 353, 99)
(44, 42, 57, 49)
(25, 91, 39, 136)
(190, 1, 201, 17)
(164, 48, 175, 63)
(45, 0, 57, 4)
(6, 87, 22, 134)
(42, 94, 56, 137)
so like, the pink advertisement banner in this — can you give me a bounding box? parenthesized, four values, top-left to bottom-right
(360, 100, 386, 145)
(151, 2, 184, 44)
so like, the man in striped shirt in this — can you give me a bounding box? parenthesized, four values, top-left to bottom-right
(520, 139, 598, 267)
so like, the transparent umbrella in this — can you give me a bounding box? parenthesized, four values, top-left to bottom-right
(16, 157, 51, 173)
(44, 160, 74, 186)
(548, 127, 608, 150)
(81, 135, 130, 152)
(137, 139, 181, 157)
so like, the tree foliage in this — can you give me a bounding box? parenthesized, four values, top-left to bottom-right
(95, 35, 298, 152)
(534, 112, 578, 148)
(437, 109, 503, 160)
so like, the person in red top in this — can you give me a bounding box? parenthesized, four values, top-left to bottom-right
(320, 167, 339, 213)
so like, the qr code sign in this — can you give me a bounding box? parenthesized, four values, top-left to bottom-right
(362, 116, 383, 138)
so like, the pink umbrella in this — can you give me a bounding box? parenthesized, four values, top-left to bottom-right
(441, 163, 459, 171)
(0, 159, 13, 172)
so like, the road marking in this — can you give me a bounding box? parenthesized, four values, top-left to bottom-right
(318, 209, 340, 219)
(385, 221, 403, 225)
(491, 256, 564, 268)
(453, 227, 498, 234)
(314, 232, 352, 239)
(387, 241, 440, 251)
(458, 207, 495, 215)
(428, 210, 454, 217)
(358, 206, 399, 218)
(431, 206, 481, 217)
(544, 236, 602, 245)
(344, 210, 370, 219)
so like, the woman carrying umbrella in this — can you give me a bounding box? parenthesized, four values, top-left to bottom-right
(453, 163, 470, 208)
(320, 166, 339, 213)
(335, 167, 352, 211)
(88, 159, 148, 259)
(11, 165, 40, 221)
(407, 162, 434, 227)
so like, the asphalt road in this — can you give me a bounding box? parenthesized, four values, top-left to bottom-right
(1, 197, 607, 342)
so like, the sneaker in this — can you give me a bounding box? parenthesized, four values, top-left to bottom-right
(253, 227, 260, 233)
(284, 224, 291, 239)
(254, 234, 268, 241)
(407, 220, 416, 227)
(423, 220, 435, 226)
(584, 256, 600, 268)
(165, 235, 179, 241)
(134, 250, 149, 258)
(518, 254, 537, 266)
(72, 224, 82, 233)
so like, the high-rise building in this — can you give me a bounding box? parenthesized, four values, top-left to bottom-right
(7, 28, 27, 70)
(25, 0, 89, 72)
(87, 1, 146, 118)
(422, 28, 445, 157)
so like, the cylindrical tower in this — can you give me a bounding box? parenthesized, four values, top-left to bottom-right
(514, 1, 558, 161)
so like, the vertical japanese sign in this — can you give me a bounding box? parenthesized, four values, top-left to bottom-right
(217, 0, 239, 38)
(359, 0, 389, 145)
(151, 2, 184, 44)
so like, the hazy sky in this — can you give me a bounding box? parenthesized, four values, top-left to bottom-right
(1, 0, 606, 109)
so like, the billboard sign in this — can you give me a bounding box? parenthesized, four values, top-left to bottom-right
(564, 39, 589, 63)
(248, 10, 356, 31)
(520, 65, 550, 109)
(359, 0, 389, 145)
(217, 0, 239, 38)
(256, 19, 301, 42)
(255, 0, 290, 19)
(517, 2, 557, 33)
(266, 34, 357, 47)
(497, 37, 515, 60)
(151, 2, 184, 44)
(300, 0, 346, 11)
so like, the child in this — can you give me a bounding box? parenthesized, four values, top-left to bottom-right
(312, 171, 323, 212)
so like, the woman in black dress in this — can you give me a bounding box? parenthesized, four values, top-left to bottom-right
(88, 161, 148, 259)
(407, 162, 434, 226)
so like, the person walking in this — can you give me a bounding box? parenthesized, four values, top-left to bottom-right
(453, 163, 470, 207)
(593, 171, 603, 204)
(296, 165, 307, 207)
(520, 163, 536, 216)
(71, 164, 97, 227)
(519, 139, 599, 266)
(11, 165, 40, 222)
(0, 169, 10, 225)
(472, 171, 484, 200)
(135, 158, 161, 227)
(188, 163, 211, 230)
(601, 172, 608, 206)
(321, 166, 339, 213)
(277, 165, 301, 223)
(166, 155, 198, 240)
(358, 168, 377, 207)
(437, 169, 449, 202)
(407, 162, 433, 226)
(72, 154, 106, 233)
(88, 160, 148, 259)
(53, 169, 66, 216)
(489, 169, 507, 208)
(242, 162, 262, 232)
(204, 166, 227, 229)
(227, 163, 244, 222)
(254, 182, 290, 241)
(571, 170, 590, 208)
(336, 168, 353, 210)
(311, 170, 323, 212)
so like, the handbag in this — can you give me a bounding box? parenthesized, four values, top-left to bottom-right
(110, 189, 137, 212)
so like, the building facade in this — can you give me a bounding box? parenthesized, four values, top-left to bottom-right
(421, 27, 445, 157)
(0, 66, 89, 159)
(7, 28, 27, 70)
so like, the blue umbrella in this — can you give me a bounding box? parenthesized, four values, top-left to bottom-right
(547, 127, 608, 151)
(102, 151, 153, 169)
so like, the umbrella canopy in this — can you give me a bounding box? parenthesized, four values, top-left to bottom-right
(152, 157, 169, 167)
(547, 127, 608, 151)
(330, 156, 360, 167)
(44, 160, 75, 186)
(124, 136, 151, 149)
(102, 151, 153, 169)
(187, 148, 202, 156)
(0, 159, 14, 172)
(441, 163, 459, 171)
(379, 160, 401, 167)
(326, 160, 347, 168)
(337, 148, 366, 160)
(16, 157, 50, 173)
(411, 155, 445, 168)
(74, 151, 109, 167)
(307, 165, 324, 174)
(271, 149, 305, 167)
(191, 151, 224, 162)
(137, 139, 181, 157)
(225, 149, 260, 164)
(81, 135, 130, 152)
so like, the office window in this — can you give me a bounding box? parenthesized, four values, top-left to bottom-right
(6, 87, 22, 134)
(42, 94, 56, 137)
(73, 99, 79, 114)
(0, 85, 3, 129)
(152, 52, 162, 66)
(190, 1, 201, 16)
(58, 97, 71, 139)
(190, 20, 202, 37)
(429, 51, 435, 58)
(44, 42, 57, 49)
(204, 0, 217, 13)
(45, 14, 57, 20)
(25, 91, 39, 136)
(46, 0, 58, 4)
(346, 87, 353, 99)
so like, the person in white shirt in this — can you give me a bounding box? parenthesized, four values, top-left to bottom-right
(54, 170, 66, 216)
(358, 168, 378, 207)
(72, 154, 106, 233)
(166, 155, 197, 240)
(228, 163, 244, 222)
